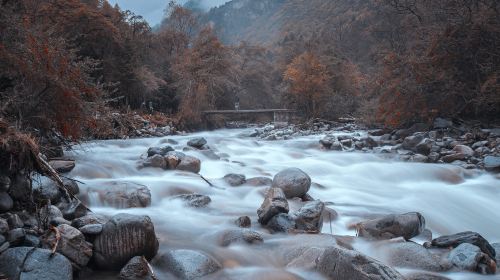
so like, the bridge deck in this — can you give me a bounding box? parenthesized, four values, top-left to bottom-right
(203, 109, 295, 115)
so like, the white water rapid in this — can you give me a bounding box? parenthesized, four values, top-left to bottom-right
(67, 128, 500, 280)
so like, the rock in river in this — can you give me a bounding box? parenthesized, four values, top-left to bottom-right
(176, 155, 201, 173)
(271, 168, 311, 198)
(356, 212, 425, 240)
(93, 181, 151, 208)
(187, 137, 207, 149)
(431, 231, 496, 260)
(257, 188, 289, 225)
(171, 193, 211, 208)
(93, 213, 159, 270)
(0, 247, 73, 280)
(223, 173, 246, 186)
(155, 249, 221, 279)
(447, 243, 496, 274)
(119, 256, 155, 280)
(287, 246, 404, 280)
(294, 200, 325, 233)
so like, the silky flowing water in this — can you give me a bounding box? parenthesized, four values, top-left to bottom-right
(67, 128, 500, 279)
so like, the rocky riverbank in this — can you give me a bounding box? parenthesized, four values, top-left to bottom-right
(1, 122, 499, 279)
(249, 118, 500, 174)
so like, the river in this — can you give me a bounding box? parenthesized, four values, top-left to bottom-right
(67, 128, 500, 279)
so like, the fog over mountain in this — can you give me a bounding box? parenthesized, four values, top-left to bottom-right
(107, 0, 230, 25)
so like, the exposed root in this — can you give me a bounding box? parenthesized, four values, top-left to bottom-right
(48, 225, 61, 255)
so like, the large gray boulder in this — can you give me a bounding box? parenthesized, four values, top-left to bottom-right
(155, 249, 221, 279)
(42, 224, 93, 269)
(287, 246, 404, 280)
(0, 247, 73, 280)
(431, 231, 496, 260)
(93, 213, 159, 270)
(356, 212, 425, 240)
(484, 156, 500, 172)
(171, 193, 211, 208)
(257, 188, 289, 225)
(217, 229, 263, 246)
(143, 154, 167, 169)
(223, 173, 246, 187)
(271, 168, 311, 198)
(49, 160, 75, 173)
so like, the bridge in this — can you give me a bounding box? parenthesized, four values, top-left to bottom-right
(203, 109, 296, 123)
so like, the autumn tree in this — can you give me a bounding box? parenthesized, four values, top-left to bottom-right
(283, 52, 330, 118)
(172, 26, 238, 128)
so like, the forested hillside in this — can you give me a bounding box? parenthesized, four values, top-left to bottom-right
(1, 0, 499, 140)
(206, 0, 500, 126)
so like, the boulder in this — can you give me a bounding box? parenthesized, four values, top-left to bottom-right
(447, 243, 496, 274)
(155, 249, 221, 279)
(171, 194, 211, 208)
(402, 134, 425, 151)
(288, 246, 404, 280)
(245, 177, 272, 186)
(42, 224, 93, 269)
(267, 213, 296, 233)
(93, 213, 159, 270)
(0, 191, 13, 213)
(59, 199, 88, 220)
(143, 154, 167, 169)
(218, 229, 263, 246)
(235, 216, 251, 228)
(147, 146, 174, 157)
(294, 200, 325, 232)
(441, 153, 466, 163)
(356, 212, 425, 240)
(361, 136, 379, 149)
(8, 174, 31, 202)
(0, 217, 8, 234)
(453, 145, 474, 157)
(165, 151, 185, 169)
(79, 223, 103, 235)
(223, 174, 246, 186)
(176, 155, 201, 173)
(0, 247, 73, 280)
(492, 243, 500, 270)
(434, 118, 453, 129)
(271, 168, 311, 198)
(49, 160, 75, 173)
(381, 241, 451, 271)
(187, 137, 207, 149)
(415, 139, 433, 156)
(119, 256, 155, 280)
(0, 175, 10, 192)
(33, 183, 62, 204)
(7, 228, 25, 246)
(484, 156, 500, 172)
(257, 188, 289, 225)
(62, 179, 80, 195)
(431, 231, 496, 260)
(98, 181, 151, 208)
(320, 136, 335, 149)
(71, 213, 108, 229)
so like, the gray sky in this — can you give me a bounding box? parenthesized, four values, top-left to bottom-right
(107, 0, 230, 26)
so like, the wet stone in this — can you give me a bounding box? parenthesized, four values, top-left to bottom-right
(267, 213, 296, 233)
(93, 213, 159, 270)
(171, 193, 211, 208)
(155, 249, 221, 280)
(357, 212, 425, 240)
(272, 168, 311, 198)
(431, 231, 496, 260)
(223, 173, 246, 186)
(235, 216, 251, 228)
(119, 256, 155, 280)
(0, 247, 73, 280)
(257, 188, 289, 225)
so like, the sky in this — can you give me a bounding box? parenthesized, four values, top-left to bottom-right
(107, 0, 231, 26)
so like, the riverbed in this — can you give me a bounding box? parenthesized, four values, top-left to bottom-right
(67, 128, 500, 279)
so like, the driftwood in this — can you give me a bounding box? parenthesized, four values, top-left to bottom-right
(35, 153, 92, 213)
(199, 174, 225, 190)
